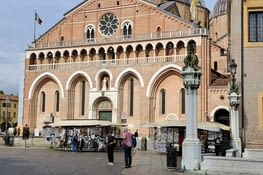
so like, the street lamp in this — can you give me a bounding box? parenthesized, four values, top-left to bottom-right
(228, 59, 242, 157)
(229, 59, 237, 76)
(229, 59, 238, 92)
(5, 97, 9, 133)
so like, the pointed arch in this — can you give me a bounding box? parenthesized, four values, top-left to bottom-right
(66, 71, 93, 90)
(146, 64, 182, 97)
(115, 68, 144, 89)
(28, 72, 64, 99)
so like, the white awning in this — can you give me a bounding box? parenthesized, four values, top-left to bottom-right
(142, 120, 186, 128)
(198, 121, 230, 131)
(142, 120, 230, 131)
(50, 119, 115, 127)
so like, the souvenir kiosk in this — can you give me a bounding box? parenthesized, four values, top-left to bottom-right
(51, 119, 115, 152)
(144, 120, 230, 155)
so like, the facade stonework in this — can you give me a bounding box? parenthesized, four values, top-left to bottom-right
(23, 0, 230, 142)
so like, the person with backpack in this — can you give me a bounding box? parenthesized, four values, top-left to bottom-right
(122, 128, 132, 168)
(133, 129, 138, 151)
(105, 131, 116, 166)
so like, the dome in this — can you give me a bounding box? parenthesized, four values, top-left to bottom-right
(210, 0, 228, 18)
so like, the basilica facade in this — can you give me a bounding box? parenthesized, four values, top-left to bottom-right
(23, 0, 229, 141)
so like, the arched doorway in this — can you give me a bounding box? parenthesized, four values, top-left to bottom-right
(214, 109, 230, 126)
(94, 97, 113, 122)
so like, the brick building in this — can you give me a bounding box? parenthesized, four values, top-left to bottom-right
(0, 94, 19, 132)
(23, 0, 230, 150)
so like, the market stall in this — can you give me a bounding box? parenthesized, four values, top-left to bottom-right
(143, 120, 230, 154)
(51, 119, 116, 152)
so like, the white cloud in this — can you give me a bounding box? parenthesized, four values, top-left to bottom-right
(0, 51, 24, 95)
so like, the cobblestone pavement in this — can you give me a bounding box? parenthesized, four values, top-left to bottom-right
(0, 147, 205, 175)
(0, 147, 124, 175)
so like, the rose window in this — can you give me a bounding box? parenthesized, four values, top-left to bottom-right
(99, 13, 119, 36)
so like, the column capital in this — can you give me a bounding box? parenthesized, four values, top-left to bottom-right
(182, 67, 201, 90)
(228, 92, 241, 109)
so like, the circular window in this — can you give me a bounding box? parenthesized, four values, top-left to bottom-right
(99, 13, 119, 36)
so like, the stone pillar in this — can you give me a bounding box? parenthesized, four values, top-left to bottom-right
(181, 42, 201, 170)
(228, 91, 241, 157)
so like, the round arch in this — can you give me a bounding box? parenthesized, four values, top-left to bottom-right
(92, 96, 113, 122)
(210, 105, 230, 126)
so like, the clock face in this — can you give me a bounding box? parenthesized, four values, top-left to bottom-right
(99, 13, 119, 36)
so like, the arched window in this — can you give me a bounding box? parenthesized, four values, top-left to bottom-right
(40, 91, 46, 112)
(86, 25, 95, 42)
(157, 27, 161, 37)
(81, 81, 86, 115)
(129, 78, 134, 116)
(123, 21, 132, 38)
(55, 91, 60, 112)
(180, 88, 185, 114)
(160, 89, 166, 114)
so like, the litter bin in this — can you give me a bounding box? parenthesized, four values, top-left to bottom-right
(167, 143, 178, 168)
(4, 134, 10, 146)
(141, 137, 147, 151)
(9, 136, 14, 146)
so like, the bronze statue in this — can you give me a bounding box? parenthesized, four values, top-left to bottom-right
(183, 42, 200, 71)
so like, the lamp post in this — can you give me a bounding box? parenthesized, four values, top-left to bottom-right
(228, 59, 242, 157)
(5, 97, 10, 133)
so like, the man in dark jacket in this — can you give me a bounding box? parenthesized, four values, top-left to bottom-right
(106, 131, 116, 166)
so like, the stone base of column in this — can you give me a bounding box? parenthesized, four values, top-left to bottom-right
(231, 138, 242, 157)
(181, 138, 201, 170)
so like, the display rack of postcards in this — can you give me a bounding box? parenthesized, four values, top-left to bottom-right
(198, 130, 208, 153)
(153, 127, 179, 153)
(54, 126, 108, 152)
(207, 131, 217, 153)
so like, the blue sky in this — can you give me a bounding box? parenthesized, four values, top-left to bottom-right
(0, 0, 216, 95)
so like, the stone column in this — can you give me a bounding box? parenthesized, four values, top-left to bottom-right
(181, 42, 201, 170)
(229, 92, 241, 156)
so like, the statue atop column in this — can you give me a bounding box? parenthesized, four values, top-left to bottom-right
(181, 41, 202, 170)
(182, 42, 200, 71)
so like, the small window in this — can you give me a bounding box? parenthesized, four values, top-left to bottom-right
(40, 91, 46, 112)
(249, 11, 263, 42)
(214, 61, 218, 71)
(86, 25, 95, 42)
(55, 91, 60, 112)
(123, 22, 132, 39)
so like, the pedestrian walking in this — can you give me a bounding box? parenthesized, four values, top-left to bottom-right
(134, 129, 138, 138)
(122, 128, 133, 168)
(133, 129, 139, 151)
(105, 131, 116, 166)
(71, 131, 79, 153)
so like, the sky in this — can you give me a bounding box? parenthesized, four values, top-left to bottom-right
(0, 0, 216, 95)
